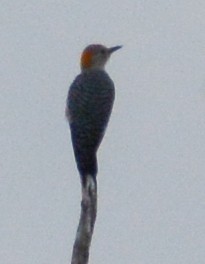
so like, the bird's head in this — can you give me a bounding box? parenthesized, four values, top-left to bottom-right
(80, 44, 122, 72)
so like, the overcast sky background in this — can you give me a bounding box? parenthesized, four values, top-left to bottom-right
(1, 1, 205, 264)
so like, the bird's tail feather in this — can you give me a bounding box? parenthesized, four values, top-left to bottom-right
(76, 153, 97, 187)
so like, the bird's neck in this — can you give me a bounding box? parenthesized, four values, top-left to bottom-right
(81, 65, 105, 73)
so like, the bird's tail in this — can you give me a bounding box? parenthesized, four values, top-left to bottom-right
(75, 152, 97, 188)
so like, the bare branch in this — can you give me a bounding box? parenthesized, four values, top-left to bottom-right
(71, 177, 97, 264)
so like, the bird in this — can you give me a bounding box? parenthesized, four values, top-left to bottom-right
(66, 44, 122, 190)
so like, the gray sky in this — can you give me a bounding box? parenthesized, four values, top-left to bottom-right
(1, 1, 205, 263)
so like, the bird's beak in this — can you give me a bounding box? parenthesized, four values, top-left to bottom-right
(108, 46, 122, 54)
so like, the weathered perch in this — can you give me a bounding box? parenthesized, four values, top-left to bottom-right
(71, 176, 97, 264)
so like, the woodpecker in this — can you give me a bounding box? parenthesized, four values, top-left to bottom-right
(66, 44, 121, 187)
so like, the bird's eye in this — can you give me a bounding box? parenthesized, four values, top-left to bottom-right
(100, 49, 106, 55)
